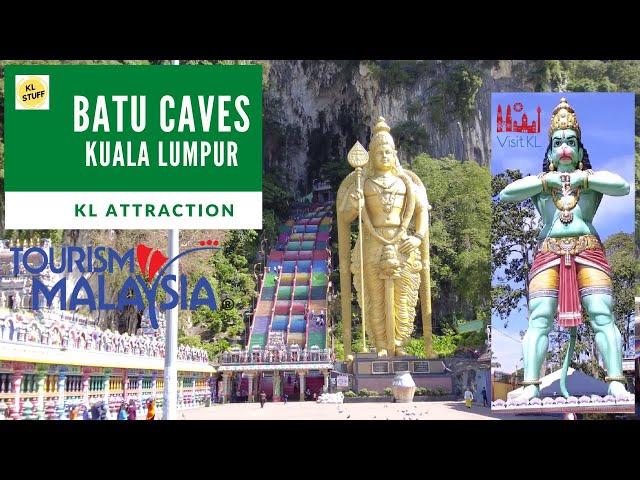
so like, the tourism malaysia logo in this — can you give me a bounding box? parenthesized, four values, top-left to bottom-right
(495, 101, 544, 149)
(11, 240, 227, 329)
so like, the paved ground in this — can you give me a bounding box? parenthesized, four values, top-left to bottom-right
(178, 401, 557, 420)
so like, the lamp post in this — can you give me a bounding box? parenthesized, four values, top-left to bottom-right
(163, 59, 180, 420)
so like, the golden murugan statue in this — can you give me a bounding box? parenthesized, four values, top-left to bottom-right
(337, 117, 433, 358)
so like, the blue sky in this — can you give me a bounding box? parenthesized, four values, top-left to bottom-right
(491, 92, 635, 373)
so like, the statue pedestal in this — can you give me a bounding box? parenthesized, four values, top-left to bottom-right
(351, 353, 451, 396)
(492, 367, 635, 415)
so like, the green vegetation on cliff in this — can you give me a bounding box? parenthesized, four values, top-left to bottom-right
(184, 230, 257, 357)
(409, 154, 491, 327)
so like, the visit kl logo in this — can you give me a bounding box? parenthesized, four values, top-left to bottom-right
(495, 101, 544, 148)
(12, 240, 225, 329)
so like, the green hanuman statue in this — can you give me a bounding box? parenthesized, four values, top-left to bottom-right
(499, 98, 631, 400)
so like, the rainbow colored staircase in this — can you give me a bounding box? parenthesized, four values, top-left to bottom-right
(247, 205, 333, 351)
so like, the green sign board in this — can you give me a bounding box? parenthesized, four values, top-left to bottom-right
(4, 65, 262, 229)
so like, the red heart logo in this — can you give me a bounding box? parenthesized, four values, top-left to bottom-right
(148, 251, 168, 282)
(136, 244, 168, 282)
(136, 244, 152, 277)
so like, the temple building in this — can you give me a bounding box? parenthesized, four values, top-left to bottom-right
(0, 239, 214, 420)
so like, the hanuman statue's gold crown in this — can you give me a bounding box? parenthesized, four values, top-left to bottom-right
(549, 97, 581, 139)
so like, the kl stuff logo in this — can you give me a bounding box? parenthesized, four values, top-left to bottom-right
(15, 75, 49, 110)
(496, 101, 543, 148)
(10, 240, 232, 329)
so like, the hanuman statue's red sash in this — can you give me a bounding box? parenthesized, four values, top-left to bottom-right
(529, 244, 611, 327)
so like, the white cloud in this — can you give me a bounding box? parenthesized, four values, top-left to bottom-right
(592, 157, 635, 238)
(585, 127, 634, 145)
(492, 154, 541, 176)
(595, 194, 634, 239)
(597, 155, 634, 180)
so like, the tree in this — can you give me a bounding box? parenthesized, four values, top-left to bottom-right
(319, 157, 353, 193)
(263, 171, 293, 220)
(189, 231, 257, 351)
(443, 64, 483, 122)
(407, 327, 486, 359)
(635, 138, 640, 291)
(262, 172, 295, 250)
(491, 169, 541, 325)
(410, 154, 491, 329)
(604, 232, 636, 355)
(391, 121, 429, 159)
(2, 229, 63, 245)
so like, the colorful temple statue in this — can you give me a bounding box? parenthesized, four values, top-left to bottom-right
(499, 98, 631, 400)
(337, 117, 432, 358)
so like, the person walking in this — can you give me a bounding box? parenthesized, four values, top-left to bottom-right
(127, 399, 137, 420)
(283, 393, 288, 405)
(99, 401, 108, 420)
(481, 387, 488, 407)
(90, 401, 101, 420)
(464, 388, 474, 409)
(69, 405, 79, 420)
(146, 399, 156, 420)
(118, 403, 128, 420)
(259, 391, 267, 408)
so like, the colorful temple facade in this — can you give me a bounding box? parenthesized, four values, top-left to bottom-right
(217, 204, 334, 402)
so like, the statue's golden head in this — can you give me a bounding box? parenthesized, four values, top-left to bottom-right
(367, 116, 402, 175)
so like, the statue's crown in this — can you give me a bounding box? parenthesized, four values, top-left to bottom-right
(549, 97, 581, 139)
(373, 116, 391, 135)
(369, 116, 394, 152)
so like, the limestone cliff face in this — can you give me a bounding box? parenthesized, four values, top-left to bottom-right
(262, 60, 535, 195)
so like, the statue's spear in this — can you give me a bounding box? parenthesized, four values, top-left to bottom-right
(347, 141, 369, 353)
